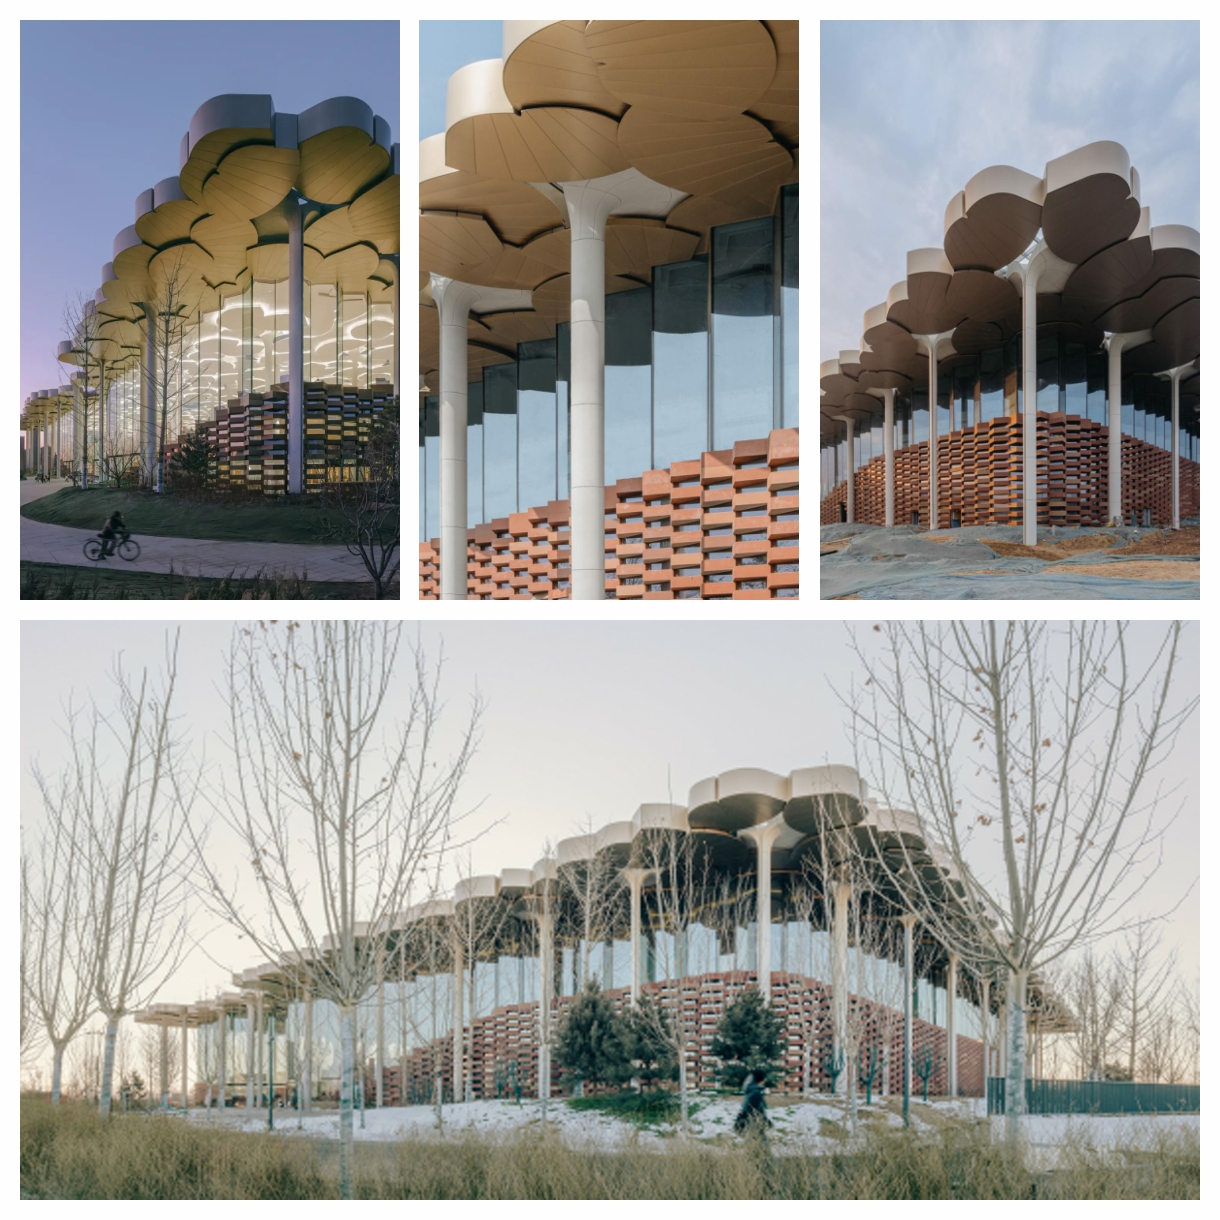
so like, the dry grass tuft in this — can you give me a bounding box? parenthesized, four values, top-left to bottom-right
(19, 1098, 1198, 1200)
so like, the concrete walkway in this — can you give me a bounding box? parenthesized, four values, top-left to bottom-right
(21, 481, 370, 582)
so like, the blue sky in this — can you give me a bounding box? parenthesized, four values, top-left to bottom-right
(19, 21, 399, 412)
(821, 20, 1200, 361)
(420, 20, 502, 140)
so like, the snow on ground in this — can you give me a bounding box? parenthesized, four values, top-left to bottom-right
(183, 1094, 1197, 1163)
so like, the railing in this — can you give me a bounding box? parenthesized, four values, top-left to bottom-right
(986, 1076, 1200, 1115)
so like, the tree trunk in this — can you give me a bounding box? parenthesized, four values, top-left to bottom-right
(678, 1043, 689, 1131)
(339, 1006, 355, 1200)
(1005, 968, 1029, 1146)
(51, 1043, 65, 1105)
(99, 1018, 118, 1117)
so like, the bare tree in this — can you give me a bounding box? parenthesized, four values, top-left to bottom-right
(146, 251, 195, 493)
(1064, 948, 1122, 1080)
(41, 638, 195, 1117)
(840, 621, 1195, 1142)
(1115, 921, 1178, 1082)
(25, 760, 101, 1102)
(319, 402, 400, 598)
(61, 295, 102, 487)
(189, 622, 480, 1198)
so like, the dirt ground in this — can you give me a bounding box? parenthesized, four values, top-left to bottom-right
(980, 534, 1122, 560)
(1045, 560, 1200, 580)
(1113, 525, 1200, 556)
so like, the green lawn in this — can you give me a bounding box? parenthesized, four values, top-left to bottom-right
(21, 488, 336, 544)
(20, 562, 391, 601)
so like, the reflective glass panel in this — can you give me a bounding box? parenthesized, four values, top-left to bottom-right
(422, 395, 439, 542)
(518, 338, 558, 509)
(483, 363, 518, 520)
(467, 379, 484, 527)
(711, 216, 775, 448)
(652, 258, 708, 468)
(308, 284, 338, 384)
(605, 287, 652, 483)
(781, 185, 799, 428)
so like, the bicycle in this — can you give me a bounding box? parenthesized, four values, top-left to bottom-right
(83, 533, 141, 562)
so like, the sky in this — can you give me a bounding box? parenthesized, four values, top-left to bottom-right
(820, 20, 1200, 361)
(20, 619, 1199, 1051)
(19, 20, 400, 415)
(419, 20, 502, 141)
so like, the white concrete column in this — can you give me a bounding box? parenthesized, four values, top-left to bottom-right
(900, 914, 916, 1124)
(430, 275, 532, 600)
(160, 1023, 169, 1109)
(832, 877, 852, 1093)
(946, 953, 958, 1098)
(143, 312, 157, 487)
(536, 909, 553, 1099)
(563, 183, 611, 600)
(882, 388, 896, 526)
(1162, 364, 1193, 529)
(287, 196, 305, 495)
(738, 817, 786, 1002)
(96, 363, 106, 481)
(834, 417, 856, 524)
(255, 993, 264, 1109)
(980, 975, 991, 1083)
(376, 978, 385, 1108)
(181, 1012, 189, 1110)
(218, 1008, 227, 1110)
(914, 334, 954, 530)
(1104, 330, 1153, 525)
(452, 939, 464, 1103)
(245, 1000, 255, 1112)
(623, 868, 649, 1003)
(303, 994, 313, 1114)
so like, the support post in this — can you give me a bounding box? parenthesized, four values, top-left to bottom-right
(623, 868, 648, 1003)
(946, 953, 958, 1098)
(1162, 364, 1192, 529)
(882, 387, 896, 526)
(536, 908, 553, 1099)
(832, 875, 852, 1095)
(914, 333, 953, 530)
(303, 994, 313, 1115)
(181, 1012, 188, 1111)
(287, 195, 305, 495)
(430, 275, 532, 599)
(452, 939, 464, 1104)
(900, 914, 916, 1127)
(143, 311, 157, 487)
(738, 817, 786, 1003)
(246, 1000, 255, 1113)
(160, 1022, 169, 1110)
(376, 977, 385, 1108)
(218, 1007, 227, 1110)
(564, 183, 611, 600)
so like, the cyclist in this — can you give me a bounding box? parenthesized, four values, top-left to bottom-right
(99, 510, 129, 558)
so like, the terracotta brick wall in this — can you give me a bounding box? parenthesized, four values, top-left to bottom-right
(821, 412, 1199, 528)
(421, 429, 799, 600)
(385, 970, 984, 1103)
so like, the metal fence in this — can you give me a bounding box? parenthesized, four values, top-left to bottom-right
(986, 1077, 1200, 1116)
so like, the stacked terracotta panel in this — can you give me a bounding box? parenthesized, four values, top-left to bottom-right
(821, 412, 1200, 528)
(420, 428, 799, 599)
(387, 969, 982, 1104)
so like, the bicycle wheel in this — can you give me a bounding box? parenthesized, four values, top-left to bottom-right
(83, 538, 103, 561)
(117, 537, 141, 561)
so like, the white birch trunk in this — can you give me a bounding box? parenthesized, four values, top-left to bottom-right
(99, 1018, 118, 1117)
(339, 1006, 355, 1199)
(1005, 968, 1029, 1146)
(51, 1044, 65, 1105)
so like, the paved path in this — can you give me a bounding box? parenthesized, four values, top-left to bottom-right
(21, 485, 370, 583)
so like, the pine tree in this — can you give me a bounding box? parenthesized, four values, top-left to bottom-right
(553, 980, 633, 1091)
(626, 992, 678, 1091)
(167, 429, 218, 491)
(709, 985, 785, 1089)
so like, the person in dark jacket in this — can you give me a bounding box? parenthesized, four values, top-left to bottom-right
(99, 510, 128, 557)
(734, 1067, 771, 1135)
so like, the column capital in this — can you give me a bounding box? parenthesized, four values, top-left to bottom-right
(737, 813, 787, 851)
(429, 274, 532, 326)
(1103, 328, 1154, 357)
(560, 168, 686, 241)
(912, 331, 956, 359)
(1157, 361, 1195, 383)
(898, 912, 918, 929)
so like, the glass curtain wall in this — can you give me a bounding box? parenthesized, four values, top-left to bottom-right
(821, 331, 1201, 492)
(419, 187, 800, 540)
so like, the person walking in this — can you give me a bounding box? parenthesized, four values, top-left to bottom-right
(734, 1067, 772, 1136)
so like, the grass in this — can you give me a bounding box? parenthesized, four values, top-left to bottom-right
(20, 1097, 1199, 1200)
(21, 487, 335, 544)
(20, 562, 389, 601)
(566, 1089, 681, 1126)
